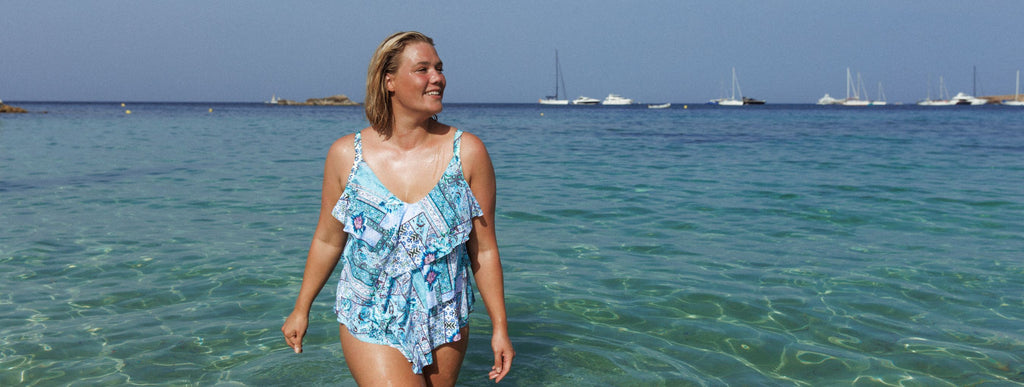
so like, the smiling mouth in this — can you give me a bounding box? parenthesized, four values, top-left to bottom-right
(426, 91, 442, 96)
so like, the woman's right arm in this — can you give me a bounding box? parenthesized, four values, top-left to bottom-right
(281, 134, 355, 353)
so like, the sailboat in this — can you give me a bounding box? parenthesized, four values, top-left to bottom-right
(1003, 70, 1024, 106)
(539, 50, 569, 105)
(714, 67, 744, 106)
(918, 76, 955, 106)
(840, 68, 870, 106)
(872, 82, 888, 106)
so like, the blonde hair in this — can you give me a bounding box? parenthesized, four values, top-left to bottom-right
(365, 31, 436, 138)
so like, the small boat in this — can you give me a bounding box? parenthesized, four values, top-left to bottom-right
(266, 94, 280, 104)
(572, 96, 600, 105)
(1004, 70, 1024, 106)
(647, 103, 671, 109)
(539, 50, 570, 105)
(742, 97, 765, 105)
(601, 94, 634, 105)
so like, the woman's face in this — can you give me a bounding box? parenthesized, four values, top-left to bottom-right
(386, 42, 445, 118)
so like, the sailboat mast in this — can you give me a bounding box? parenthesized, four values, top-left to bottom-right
(846, 68, 852, 100)
(731, 67, 737, 99)
(558, 51, 567, 99)
(553, 50, 560, 99)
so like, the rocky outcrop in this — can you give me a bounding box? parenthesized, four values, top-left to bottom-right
(0, 103, 28, 113)
(276, 94, 360, 106)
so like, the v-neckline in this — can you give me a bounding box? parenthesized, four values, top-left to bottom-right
(357, 132, 458, 206)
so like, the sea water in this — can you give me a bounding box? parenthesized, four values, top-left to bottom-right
(1, 102, 1022, 386)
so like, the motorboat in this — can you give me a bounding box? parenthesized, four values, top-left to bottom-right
(647, 103, 671, 109)
(572, 96, 600, 105)
(951, 92, 987, 105)
(817, 93, 843, 105)
(601, 94, 634, 105)
(265, 94, 280, 104)
(539, 50, 570, 105)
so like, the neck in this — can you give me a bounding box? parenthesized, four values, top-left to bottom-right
(385, 116, 439, 150)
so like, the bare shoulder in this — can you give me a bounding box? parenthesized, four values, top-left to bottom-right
(457, 130, 491, 161)
(456, 130, 494, 182)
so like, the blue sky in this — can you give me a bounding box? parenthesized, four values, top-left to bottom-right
(3, 1, 1023, 103)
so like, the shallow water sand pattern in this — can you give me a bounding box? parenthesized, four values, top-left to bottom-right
(2, 103, 1023, 385)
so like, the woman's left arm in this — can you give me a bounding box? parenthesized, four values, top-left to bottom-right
(461, 132, 515, 383)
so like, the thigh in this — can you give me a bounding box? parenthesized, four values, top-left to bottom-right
(339, 325, 426, 387)
(422, 327, 469, 387)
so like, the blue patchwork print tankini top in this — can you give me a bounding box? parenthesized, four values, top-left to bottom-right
(331, 129, 481, 373)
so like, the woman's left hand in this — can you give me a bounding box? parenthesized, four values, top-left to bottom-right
(488, 332, 514, 383)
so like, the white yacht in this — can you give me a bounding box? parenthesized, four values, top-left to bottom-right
(951, 92, 987, 105)
(601, 94, 634, 105)
(815, 93, 839, 104)
(571, 96, 600, 105)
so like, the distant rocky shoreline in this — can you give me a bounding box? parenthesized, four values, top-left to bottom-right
(273, 94, 359, 106)
(0, 103, 28, 113)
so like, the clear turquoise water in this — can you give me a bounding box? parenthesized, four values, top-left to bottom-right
(2, 102, 1023, 386)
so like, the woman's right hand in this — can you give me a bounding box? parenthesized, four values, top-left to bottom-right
(281, 311, 309, 353)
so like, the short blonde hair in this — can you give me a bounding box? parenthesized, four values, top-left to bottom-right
(365, 31, 435, 138)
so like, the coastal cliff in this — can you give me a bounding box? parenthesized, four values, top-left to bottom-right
(275, 94, 359, 106)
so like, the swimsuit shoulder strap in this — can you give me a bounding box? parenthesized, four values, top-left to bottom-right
(346, 132, 364, 184)
(452, 129, 464, 159)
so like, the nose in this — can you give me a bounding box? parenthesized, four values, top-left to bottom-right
(430, 69, 445, 85)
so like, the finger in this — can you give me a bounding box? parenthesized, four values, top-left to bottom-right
(491, 352, 503, 375)
(490, 353, 510, 383)
(499, 351, 514, 382)
(284, 330, 303, 353)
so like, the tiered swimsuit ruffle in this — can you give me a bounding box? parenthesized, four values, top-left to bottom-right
(332, 130, 481, 373)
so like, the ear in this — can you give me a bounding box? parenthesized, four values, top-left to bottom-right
(385, 74, 395, 92)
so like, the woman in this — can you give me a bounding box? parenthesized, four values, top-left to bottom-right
(281, 31, 514, 386)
